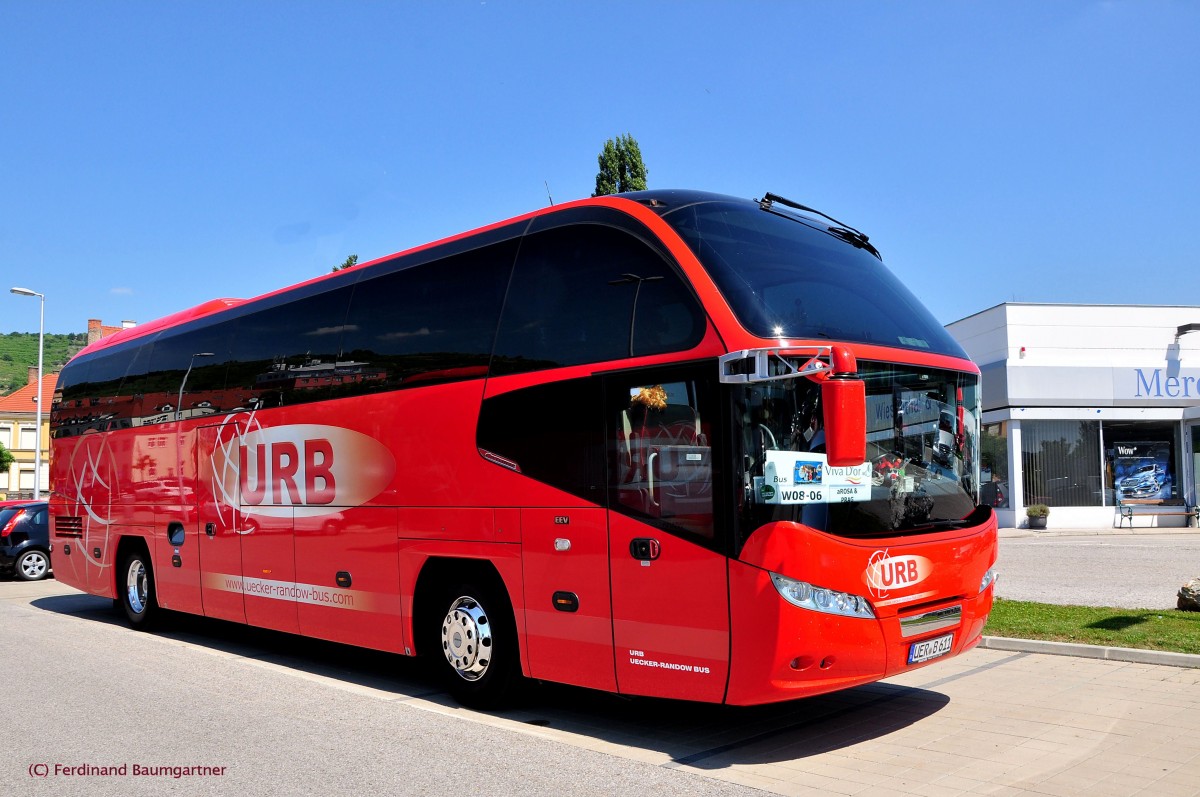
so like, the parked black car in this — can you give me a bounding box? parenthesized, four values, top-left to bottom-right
(0, 501, 51, 581)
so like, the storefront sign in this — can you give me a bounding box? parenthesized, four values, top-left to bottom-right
(1124, 368, 1200, 401)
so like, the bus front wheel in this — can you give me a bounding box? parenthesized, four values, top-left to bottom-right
(432, 580, 522, 708)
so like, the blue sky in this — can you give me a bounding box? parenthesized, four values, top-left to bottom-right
(2, 1, 1198, 336)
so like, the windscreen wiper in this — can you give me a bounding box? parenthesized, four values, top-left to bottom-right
(759, 192, 882, 260)
(924, 519, 968, 527)
(910, 518, 970, 531)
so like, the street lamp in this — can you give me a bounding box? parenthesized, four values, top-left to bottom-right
(176, 352, 215, 421)
(9, 287, 44, 500)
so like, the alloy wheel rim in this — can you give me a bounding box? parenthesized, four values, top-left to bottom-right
(21, 552, 48, 579)
(126, 559, 147, 614)
(440, 596, 493, 681)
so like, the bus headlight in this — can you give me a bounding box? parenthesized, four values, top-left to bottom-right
(770, 572, 876, 619)
(979, 567, 998, 593)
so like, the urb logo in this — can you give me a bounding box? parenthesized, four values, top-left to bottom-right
(211, 422, 395, 519)
(864, 550, 933, 599)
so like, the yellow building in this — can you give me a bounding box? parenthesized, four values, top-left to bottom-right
(0, 368, 58, 501)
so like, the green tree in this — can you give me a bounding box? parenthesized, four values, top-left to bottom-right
(0, 442, 12, 476)
(593, 134, 647, 196)
(332, 254, 359, 273)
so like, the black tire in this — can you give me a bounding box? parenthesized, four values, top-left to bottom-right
(119, 548, 159, 629)
(429, 578, 523, 708)
(14, 548, 50, 582)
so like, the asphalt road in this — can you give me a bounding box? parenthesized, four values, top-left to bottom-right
(5, 576, 1200, 796)
(1, 582, 758, 797)
(996, 532, 1200, 609)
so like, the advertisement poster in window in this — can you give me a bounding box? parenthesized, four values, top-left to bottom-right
(1113, 441, 1172, 501)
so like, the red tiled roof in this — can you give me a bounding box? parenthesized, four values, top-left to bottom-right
(0, 373, 60, 414)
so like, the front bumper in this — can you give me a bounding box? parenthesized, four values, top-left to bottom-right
(725, 558, 995, 706)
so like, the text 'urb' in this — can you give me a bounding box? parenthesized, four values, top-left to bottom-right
(240, 440, 335, 505)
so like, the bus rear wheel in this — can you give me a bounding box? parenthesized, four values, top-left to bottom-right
(119, 548, 159, 629)
(432, 580, 521, 708)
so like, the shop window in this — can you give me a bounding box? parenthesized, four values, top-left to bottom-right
(980, 422, 1009, 508)
(1192, 428, 1200, 507)
(1021, 420, 1102, 507)
(1103, 421, 1180, 504)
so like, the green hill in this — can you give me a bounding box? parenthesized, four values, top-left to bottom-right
(0, 332, 87, 394)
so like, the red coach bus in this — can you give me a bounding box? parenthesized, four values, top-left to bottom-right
(49, 190, 997, 707)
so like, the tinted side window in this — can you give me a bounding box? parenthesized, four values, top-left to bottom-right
(142, 322, 236, 419)
(57, 356, 93, 406)
(339, 239, 518, 392)
(224, 287, 354, 409)
(491, 224, 703, 376)
(54, 229, 523, 435)
(477, 376, 606, 504)
(630, 263, 706, 358)
(86, 347, 138, 399)
(55, 343, 150, 436)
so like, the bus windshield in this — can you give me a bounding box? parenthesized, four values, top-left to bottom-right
(660, 198, 968, 358)
(733, 361, 982, 538)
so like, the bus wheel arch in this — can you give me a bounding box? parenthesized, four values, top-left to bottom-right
(413, 557, 524, 708)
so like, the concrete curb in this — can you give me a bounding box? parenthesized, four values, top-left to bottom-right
(980, 635, 1200, 669)
(999, 527, 1200, 539)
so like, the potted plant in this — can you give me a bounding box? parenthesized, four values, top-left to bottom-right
(1026, 504, 1050, 530)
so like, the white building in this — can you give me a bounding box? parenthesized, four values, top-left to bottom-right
(947, 303, 1200, 529)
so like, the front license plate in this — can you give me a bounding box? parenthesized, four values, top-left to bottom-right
(908, 632, 954, 665)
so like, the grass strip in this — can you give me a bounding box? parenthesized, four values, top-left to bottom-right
(984, 598, 1200, 655)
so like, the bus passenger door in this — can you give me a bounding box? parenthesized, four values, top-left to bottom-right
(151, 429, 202, 614)
(195, 425, 245, 623)
(606, 370, 730, 702)
(228, 427, 298, 634)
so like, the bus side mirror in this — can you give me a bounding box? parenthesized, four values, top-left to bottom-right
(822, 376, 866, 467)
